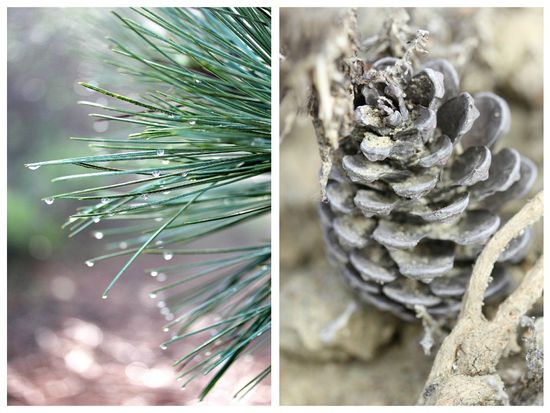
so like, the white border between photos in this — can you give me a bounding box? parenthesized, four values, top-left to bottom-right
(2, 0, 549, 411)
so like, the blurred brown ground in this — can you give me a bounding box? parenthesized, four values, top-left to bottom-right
(7, 8, 270, 406)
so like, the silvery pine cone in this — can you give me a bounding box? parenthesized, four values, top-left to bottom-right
(320, 56, 537, 321)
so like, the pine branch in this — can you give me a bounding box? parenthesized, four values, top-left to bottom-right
(26, 7, 271, 400)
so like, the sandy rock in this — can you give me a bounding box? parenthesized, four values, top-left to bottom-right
(281, 324, 432, 405)
(281, 261, 399, 362)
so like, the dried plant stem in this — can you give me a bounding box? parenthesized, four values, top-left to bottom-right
(418, 191, 544, 406)
(462, 191, 544, 320)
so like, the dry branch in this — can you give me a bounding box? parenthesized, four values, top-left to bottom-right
(418, 191, 544, 406)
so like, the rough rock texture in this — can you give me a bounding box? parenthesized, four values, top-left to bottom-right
(281, 262, 398, 361)
(281, 323, 433, 405)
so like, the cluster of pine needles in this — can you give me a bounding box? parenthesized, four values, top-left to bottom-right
(26, 7, 271, 400)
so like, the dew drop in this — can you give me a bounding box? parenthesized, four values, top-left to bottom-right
(162, 191, 171, 195)
(155, 240, 164, 246)
(176, 377, 183, 382)
(163, 327, 170, 332)
(68, 217, 77, 223)
(85, 260, 94, 267)
(160, 344, 167, 350)
(155, 217, 163, 222)
(181, 386, 187, 391)
(44, 198, 54, 205)
(162, 160, 170, 165)
(150, 270, 159, 277)
(165, 314, 174, 321)
(156, 149, 165, 156)
(93, 217, 101, 223)
(152, 170, 161, 178)
(163, 251, 173, 261)
(142, 194, 149, 201)
(101, 294, 108, 300)
(93, 231, 104, 240)
(157, 273, 167, 282)
(195, 79, 201, 84)
(205, 351, 212, 356)
(119, 241, 128, 249)
(157, 301, 166, 308)
(27, 164, 41, 170)
(149, 292, 157, 299)
(101, 198, 109, 204)
(188, 120, 196, 125)
(181, 172, 188, 177)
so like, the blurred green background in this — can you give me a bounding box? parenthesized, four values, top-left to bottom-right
(7, 8, 270, 406)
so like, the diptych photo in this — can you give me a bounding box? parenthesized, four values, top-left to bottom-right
(4, 3, 546, 409)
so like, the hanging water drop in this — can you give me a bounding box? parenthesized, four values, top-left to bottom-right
(101, 294, 108, 300)
(93, 231, 104, 240)
(27, 164, 41, 170)
(163, 327, 170, 332)
(195, 79, 201, 84)
(156, 149, 165, 156)
(149, 292, 157, 299)
(93, 217, 101, 223)
(163, 251, 173, 261)
(85, 260, 94, 267)
(152, 170, 161, 178)
(44, 198, 54, 205)
(160, 344, 167, 350)
(150, 270, 159, 277)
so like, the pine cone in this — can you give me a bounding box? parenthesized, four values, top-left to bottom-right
(320, 56, 537, 321)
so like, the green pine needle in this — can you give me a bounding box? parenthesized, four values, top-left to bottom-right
(27, 7, 271, 400)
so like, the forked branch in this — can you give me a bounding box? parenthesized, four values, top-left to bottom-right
(419, 191, 544, 406)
